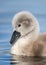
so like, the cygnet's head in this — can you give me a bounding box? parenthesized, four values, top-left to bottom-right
(10, 11, 40, 45)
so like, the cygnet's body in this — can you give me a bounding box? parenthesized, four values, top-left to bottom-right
(10, 11, 46, 56)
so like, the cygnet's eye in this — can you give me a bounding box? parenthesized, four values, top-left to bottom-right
(18, 24, 21, 27)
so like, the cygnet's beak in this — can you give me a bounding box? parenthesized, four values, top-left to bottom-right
(10, 31, 21, 45)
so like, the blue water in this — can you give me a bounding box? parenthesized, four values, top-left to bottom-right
(0, 0, 46, 65)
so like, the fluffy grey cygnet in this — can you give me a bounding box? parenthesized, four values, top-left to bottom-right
(10, 11, 46, 56)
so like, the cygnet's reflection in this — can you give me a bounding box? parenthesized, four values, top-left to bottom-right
(10, 55, 46, 65)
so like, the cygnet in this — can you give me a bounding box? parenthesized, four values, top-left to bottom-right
(10, 11, 46, 56)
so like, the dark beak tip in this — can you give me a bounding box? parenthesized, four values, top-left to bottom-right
(10, 39, 12, 44)
(10, 40, 11, 44)
(10, 38, 14, 44)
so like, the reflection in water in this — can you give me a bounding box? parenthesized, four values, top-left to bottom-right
(10, 55, 46, 65)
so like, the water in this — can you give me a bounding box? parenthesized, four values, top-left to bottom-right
(0, 0, 46, 65)
(0, 54, 46, 65)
